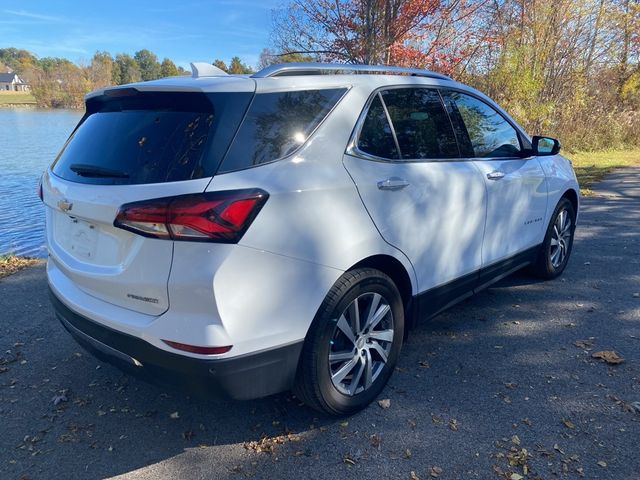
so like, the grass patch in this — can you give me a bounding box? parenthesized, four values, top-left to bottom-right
(566, 149, 640, 195)
(0, 93, 37, 105)
(0, 255, 41, 279)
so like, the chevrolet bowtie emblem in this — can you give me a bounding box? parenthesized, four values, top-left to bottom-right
(58, 199, 73, 213)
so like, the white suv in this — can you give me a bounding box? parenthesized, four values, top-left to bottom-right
(42, 63, 579, 415)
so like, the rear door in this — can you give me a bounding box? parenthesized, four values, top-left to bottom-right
(441, 90, 547, 268)
(343, 87, 487, 299)
(44, 89, 252, 315)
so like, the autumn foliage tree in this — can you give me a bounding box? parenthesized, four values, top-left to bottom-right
(272, 0, 491, 74)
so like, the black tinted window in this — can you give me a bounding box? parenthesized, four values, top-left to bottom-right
(381, 88, 458, 159)
(447, 92, 521, 158)
(219, 88, 346, 173)
(52, 91, 251, 185)
(357, 94, 400, 160)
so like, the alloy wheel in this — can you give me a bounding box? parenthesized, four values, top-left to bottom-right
(550, 208, 572, 268)
(328, 292, 394, 396)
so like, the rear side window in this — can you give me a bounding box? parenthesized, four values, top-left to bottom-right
(218, 88, 347, 173)
(357, 94, 400, 160)
(51, 91, 252, 185)
(380, 88, 459, 160)
(444, 91, 521, 158)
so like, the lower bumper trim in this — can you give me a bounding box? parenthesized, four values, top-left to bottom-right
(49, 287, 303, 400)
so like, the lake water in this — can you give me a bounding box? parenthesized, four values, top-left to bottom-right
(0, 109, 82, 257)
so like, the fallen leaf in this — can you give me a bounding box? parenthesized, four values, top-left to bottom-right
(410, 471, 420, 480)
(378, 399, 391, 409)
(170, 411, 180, 419)
(597, 460, 607, 468)
(562, 419, 576, 429)
(370, 434, 382, 449)
(511, 435, 521, 445)
(505, 382, 518, 389)
(574, 339, 594, 350)
(343, 455, 356, 466)
(554, 443, 565, 455)
(430, 466, 443, 477)
(419, 361, 430, 368)
(449, 419, 459, 431)
(511, 474, 523, 480)
(51, 393, 68, 406)
(592, 351, 624, 365)
(404, 448, 412, 459)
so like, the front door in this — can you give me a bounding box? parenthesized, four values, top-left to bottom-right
(441, 90, 548, 268)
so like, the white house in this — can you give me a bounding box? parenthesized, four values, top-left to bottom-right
(0, 72, 30, 92)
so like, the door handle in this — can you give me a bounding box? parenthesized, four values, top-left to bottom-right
(377, 177, 410, 190)
(486, 171, 506, 180)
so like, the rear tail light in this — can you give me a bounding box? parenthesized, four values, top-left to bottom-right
(114, 189, 268, 243)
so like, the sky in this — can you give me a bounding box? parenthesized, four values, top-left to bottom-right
(0, 0, 283, 69)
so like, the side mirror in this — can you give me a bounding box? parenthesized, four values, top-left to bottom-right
(532, 135, 561, 156)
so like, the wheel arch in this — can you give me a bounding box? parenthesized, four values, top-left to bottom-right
(561, 188, 579, 216)
(348, 254, 417, 334)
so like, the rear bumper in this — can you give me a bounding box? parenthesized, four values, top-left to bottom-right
(49, 288, 303, 400)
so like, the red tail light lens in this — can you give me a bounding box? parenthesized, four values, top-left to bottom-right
(114, 189, 268, 243)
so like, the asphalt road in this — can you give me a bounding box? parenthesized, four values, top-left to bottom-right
(1, 169, 639, 480)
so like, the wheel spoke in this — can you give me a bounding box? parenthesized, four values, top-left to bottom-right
(348, 298, 361, 335)
(331, 356, 359, 384)
(364, 349, 373, 389)
(551, 247, 560, 265)
(348, 357, 365, 395)
(364, 304, 391, 332)
(368, 329, 394, 343)
(329, 350, 354, 363)
(368, 341, 388, 363)
(336, 314, 356, 345)
(550, 237, 559, 246)
(365, 293, 381, 331)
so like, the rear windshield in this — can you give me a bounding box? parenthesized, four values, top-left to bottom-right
(218, 88, 347, 173)
(51, 91, 252, 185)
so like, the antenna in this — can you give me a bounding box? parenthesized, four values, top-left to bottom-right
(190, 62, 228, 78)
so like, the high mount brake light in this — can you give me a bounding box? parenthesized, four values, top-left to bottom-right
(114, 189, 268, 243)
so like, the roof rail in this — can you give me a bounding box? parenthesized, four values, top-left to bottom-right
(251, 62, 451, 81)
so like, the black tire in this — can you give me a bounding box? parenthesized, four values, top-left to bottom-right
(294, 268, 404, 416)
(530, 197, 576, 279)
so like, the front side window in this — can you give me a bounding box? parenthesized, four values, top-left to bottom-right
(380, 88, 459, 160)
(445, 91, 521, 158)
(219, 88, 347, 173)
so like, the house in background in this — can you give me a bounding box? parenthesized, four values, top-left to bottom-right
(0, 70, 30, 92)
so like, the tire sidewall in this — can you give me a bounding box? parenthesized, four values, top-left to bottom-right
(313, 273, 404, 414)
(542, 198, 576, 277)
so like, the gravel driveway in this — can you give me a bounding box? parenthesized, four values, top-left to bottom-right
(1, 169, 639, 480)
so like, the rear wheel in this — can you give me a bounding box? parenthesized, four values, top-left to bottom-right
(294, 268, 404, 416)
(530, 197, 576, 279)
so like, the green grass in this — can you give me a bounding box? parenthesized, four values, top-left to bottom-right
(0, 93, 37, 105)
(566, 149, 640, 195)
(0, 255, 41, 279)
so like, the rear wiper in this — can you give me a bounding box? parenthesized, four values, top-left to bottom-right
(70, 164, 129, 178)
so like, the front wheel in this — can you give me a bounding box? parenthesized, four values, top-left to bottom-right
(530, 197, 576, 279)
(294, 268, 404, 416)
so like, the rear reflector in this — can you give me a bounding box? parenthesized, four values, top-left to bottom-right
(162, 340, 232, 355)
(114, 189, 268, 243)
